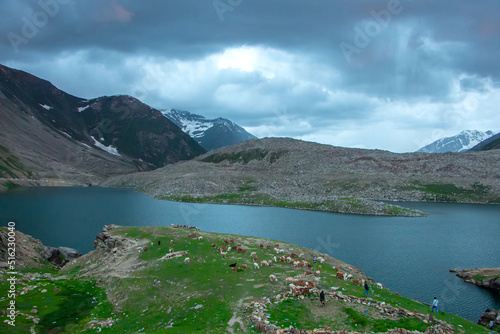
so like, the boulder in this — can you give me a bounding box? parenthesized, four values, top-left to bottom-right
(477, 308, 499, 327)
(44, 246, 81, 267)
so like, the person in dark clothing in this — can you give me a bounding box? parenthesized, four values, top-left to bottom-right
(319, 290, 325, 307)
(364, 282, 370, 298)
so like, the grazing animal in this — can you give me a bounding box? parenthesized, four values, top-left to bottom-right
(211, 243, 217, 249)
(273, 256, 277, 262)
(170, 240, 174, 244)
(306, 262, 313, 268)
(237, 243, 242, 247)
(290, 252, 298, 258)
(229, 239, 234, 243)
(269, 274, 278, 282)
(280, 256, 285, 262)
(286, 277, 294, 284)
(241, 248, 246, 254)
(143, 246, 148, 252)
(268, 259, 272, 266)
(224, 240, 229, 244)
(253, 255, 259, 262)
(229, 263, 237, 267)
(305, 271, 312, 276)
(353, 279, 359, 286)
(239, 264, 247, 271)
(261, 260, 268, 267)
(181, 251, 188, 255)
(336, 272, 344, 280)
(267, 244, 271, 249)
(232, 266, 238, 272)
(220, 252, 227, 257)
(314, 270, 321, 276)
(183, 257, 190, 264)
(260, 244, 264, 249)
(318, 265, 322, 271)
(275, 244, 279, 248)
(169, 247, 174, 253)
(198, 236, 203, 241)
(253, 263, 260, 269)
(250, 251, 257, 257)
(376, 283, 383, 289)
(158, 240, 161, 246)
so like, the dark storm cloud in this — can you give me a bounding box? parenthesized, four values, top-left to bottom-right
(1, 0, 499, 151)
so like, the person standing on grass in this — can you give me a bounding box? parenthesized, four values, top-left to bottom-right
(431, 297, 439, 314)
(319, 290, 325, 307)
(364, 281, 370, 298)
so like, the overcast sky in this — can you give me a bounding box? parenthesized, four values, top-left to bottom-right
(1, 0, 499, 152)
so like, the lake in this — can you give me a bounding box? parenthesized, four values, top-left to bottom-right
(1, 186, 499, 323)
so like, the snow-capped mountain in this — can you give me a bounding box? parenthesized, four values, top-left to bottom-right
(161, 109, 257, 151)
(417, 130, 495, 153)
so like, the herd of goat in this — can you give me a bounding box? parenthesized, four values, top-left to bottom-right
(170, 224, 371, 294)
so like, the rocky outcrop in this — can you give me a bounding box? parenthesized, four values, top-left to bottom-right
(93, 224, 124, 251)
(450, 268, 500, 293)
(477, 308, 500, 328)
(43, 246, 81, 267)
(0, 228, 80, 268)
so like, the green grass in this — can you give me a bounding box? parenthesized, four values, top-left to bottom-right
(0, 274, 112, 334)
(159, 193, 425, 217)
(408, 181, 500, 203)
(0, 226, 492, 333)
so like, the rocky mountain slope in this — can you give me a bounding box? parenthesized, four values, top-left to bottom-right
(162, 109, 257, 151)
(103, 137, 500, 215)
(0, 64, 205, 186)
(417, 130, 494, 153)
(469, 132, 500, 151)
(0, 225, 490, 333)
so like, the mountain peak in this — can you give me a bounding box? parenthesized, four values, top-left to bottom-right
(161, 109, 257, 151)
(417, 130, 495, 153)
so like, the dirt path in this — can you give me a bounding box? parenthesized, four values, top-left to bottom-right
(227, 296, 253, 333)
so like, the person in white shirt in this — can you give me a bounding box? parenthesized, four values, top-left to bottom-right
(431, 297, 439, 314)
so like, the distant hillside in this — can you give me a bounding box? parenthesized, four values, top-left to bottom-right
(469, 132, 500, 151)
(0, 64, 205, 185)
(103, 137, 500, 215)
(162, 109, 257, 151)
(417, 130, 494, 153)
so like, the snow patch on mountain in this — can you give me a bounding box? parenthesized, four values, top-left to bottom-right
(91, 136, 121, 156)
(417, 130, 495, 153)
(161, 109, 257, 151)
(77, 105, 89, 112)
(39, 104, 52, 110)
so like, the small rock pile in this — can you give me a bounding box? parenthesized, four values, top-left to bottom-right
(246, 291, 457, 334)
(93, 224, 124, 252)
(477, 308, 500, 329)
